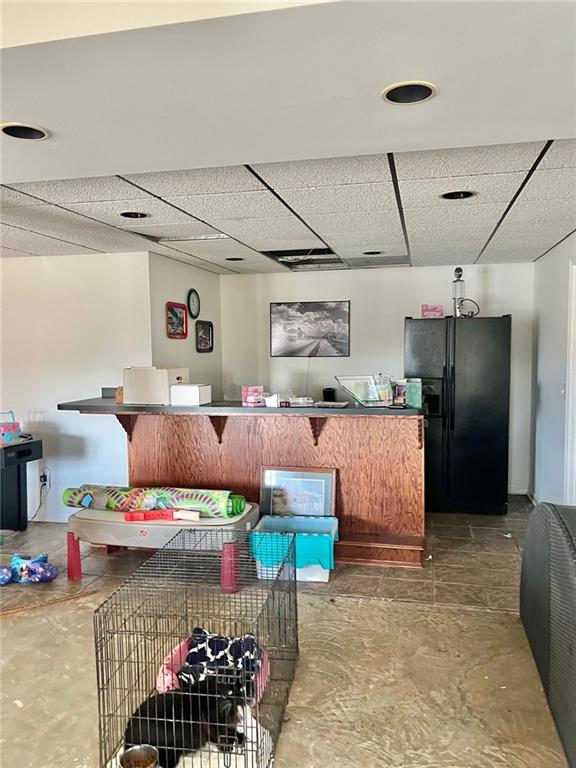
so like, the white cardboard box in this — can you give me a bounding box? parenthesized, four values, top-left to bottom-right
(123, 367, 189, 405)
(170, 384, 212, 406)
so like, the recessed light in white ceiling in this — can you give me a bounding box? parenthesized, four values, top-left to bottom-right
(363, 250, 385, 255)
(381, 81, 437, 105)
(120, 211, 149, 219)
(1, 122, 50, 140)
(440, 190, 477, 200)
(226, 257, 245, 262)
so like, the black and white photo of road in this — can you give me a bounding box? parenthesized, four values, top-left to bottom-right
(270, 301, 350, 357)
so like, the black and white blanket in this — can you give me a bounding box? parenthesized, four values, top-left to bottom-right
(177, 627, 261, 697)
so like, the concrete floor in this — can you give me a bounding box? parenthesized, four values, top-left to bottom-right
(0, 497, 567, 767)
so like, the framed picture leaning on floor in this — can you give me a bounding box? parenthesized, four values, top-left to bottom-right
(261, 467, 337, 517)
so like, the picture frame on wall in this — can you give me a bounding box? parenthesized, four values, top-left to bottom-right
(195, 320, 214, 353)
(261, 466, 337, 517)
(270, 301, 350, 357)
(165, 302, 188, 339)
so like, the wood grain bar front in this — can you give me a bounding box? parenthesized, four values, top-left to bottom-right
(126, 412, 425, 567)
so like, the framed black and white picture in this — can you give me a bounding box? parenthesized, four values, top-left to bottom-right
(261, 467, 337, 517)
(270, 301, 350, 357)
(195, 320, 214, 353)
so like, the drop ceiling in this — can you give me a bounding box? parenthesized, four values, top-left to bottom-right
(1, 139, 574, 272)
(1, 2, 574, 183)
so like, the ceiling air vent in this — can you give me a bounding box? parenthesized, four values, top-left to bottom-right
(345, 254, 409, 268)
(263, 246, 343, 270)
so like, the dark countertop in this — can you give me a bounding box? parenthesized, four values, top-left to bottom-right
(57, 397, 421, 417)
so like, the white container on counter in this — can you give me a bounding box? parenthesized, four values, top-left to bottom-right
(170, 384, 212, 406)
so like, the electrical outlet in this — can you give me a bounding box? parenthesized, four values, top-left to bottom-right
(40, 472, 48, 486)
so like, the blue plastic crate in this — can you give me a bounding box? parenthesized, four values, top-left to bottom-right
(250, 515, 338, 572)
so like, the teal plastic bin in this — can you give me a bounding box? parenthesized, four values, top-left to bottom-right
(251, 515, 338, 582)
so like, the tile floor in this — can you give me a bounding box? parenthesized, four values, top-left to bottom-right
(0, 495, 530, 615)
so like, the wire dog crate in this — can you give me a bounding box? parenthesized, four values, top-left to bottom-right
(94, 529, 298, 768)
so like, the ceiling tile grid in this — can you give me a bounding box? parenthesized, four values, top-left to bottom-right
(394, 141, 545, 180)
(0, 186, 47, 208)
(64, 197, 195, 228)
(121, 221, 221, 240)
(253, 154, 391, 189)
(11, 176, 151, 204)
(513, 167, 576, 204)
(0, 224, 98, 256)
(0, 245, 37, 258)
(124, 166, 265, 197)
(538, 139, 576, 170)
(168, 239, 285, 274)
(305, 212, 405, 249)
(279, 182, 398, 216)
(398, 173, 526, 209)
(165, 190, 291, 221)
(208, 217, 324, 252)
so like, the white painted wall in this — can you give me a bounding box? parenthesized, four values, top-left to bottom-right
(0, 252, 152, 522)
(220, 263, 535, 494)
(533, 233, 576, 504)
(149, 253, 223, 398)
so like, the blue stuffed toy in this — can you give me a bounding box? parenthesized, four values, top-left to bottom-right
(9, 553, 59, 584)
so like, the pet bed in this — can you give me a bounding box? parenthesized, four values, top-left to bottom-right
(66, 503, 260, 580)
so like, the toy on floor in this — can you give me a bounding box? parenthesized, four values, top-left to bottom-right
(3, 552, 60, 584)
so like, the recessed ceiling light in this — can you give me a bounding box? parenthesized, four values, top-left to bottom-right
(120, 211, 149, 219)
(381, 81, 437, 104)
(363, 250, 385, 255)
(441, 190, 476, 200)
(225, 257, 245, 262)
(1, 122, 50, 140)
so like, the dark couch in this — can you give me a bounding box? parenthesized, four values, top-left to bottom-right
(521, 502, 576, 768)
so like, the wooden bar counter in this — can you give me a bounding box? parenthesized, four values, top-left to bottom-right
(58, 399, 425, 567)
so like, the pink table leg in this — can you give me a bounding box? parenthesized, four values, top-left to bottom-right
(67, 531, 82, 581)
(220, 542, 240, 593)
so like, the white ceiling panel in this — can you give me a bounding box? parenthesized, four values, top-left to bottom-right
(209, 217, 323, 251)
(121, 221, 221, 240)
(148, 249, 229, 275)
(165, 191, 290, 221)
(253, 154, 391, 189)
(11, 176, 150, 204)
(411, 248, 479, 267)
(516, 167, 576, 203)
(399, 173, 525, 209)
(539, 139, 576, 170)
(306, 211, 405, 250)
(64, 197, 194, 228)
(167, 239, 285, 274)
(61, 226, 154, 253)
(279, 182, 397, 215)
(492, 198, 574, 227)
(0, 246, 37, 258)
(395, 142, 545, 180)
(125, 166, 264, 197)
(479, 246, 547, 264)
(0, 224, 98, 256)
(404, 202, 506, 237)
(0, 186, 46, 208)
(334, 246, 408, 261)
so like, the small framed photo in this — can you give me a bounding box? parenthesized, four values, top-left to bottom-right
(261, 467, 336, 517)
(196, 320, 214, 353)
(166, 302, 188, 339)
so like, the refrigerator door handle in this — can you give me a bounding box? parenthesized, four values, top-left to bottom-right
(450, 365, 456, 430)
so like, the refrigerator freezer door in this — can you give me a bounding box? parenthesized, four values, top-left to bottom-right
(449, 317, 511, 511)
(404, 318, 448, 379)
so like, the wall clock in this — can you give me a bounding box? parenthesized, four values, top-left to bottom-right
(187, 288, 201, 319)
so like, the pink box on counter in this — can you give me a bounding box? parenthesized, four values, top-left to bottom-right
(421, 304, 444, 318)
(242, 385, 265, 407)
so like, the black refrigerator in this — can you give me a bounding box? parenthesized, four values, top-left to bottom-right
(404, 316, 511, 515)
